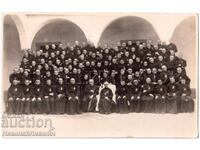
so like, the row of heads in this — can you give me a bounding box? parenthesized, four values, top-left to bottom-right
(13, 65, 184, 76)
(12, 76, 187, 86)
(24, 39, 176, 53)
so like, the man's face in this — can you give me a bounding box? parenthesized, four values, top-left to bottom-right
(170, 55, 174, 61)
(158, 55, 163, 61)
(162, 48, 166, 53)
(58, 79, 63, 84)
(149, 58, 154, 63)
(162, 65, 167, 71)
(36, 70, 40, 75)
(70, 79, 75, 84)
(128, 41, 132, 45)
(25, 80, 30, 86)
(143, 61, 148, 66)
(128, 75, 132, 80)
(177, 67, 182, 73)
(89, 79, 94, 86)
(127, 69, 132, 74)
(32, 61, 36, 66)
(136, 57, 140, 63)
(181, 79, 186, 84)
(13, 68, 18, 74)
(170, 77, 175, 83)
(131, 47, 135, 52)
(54, 71, 59, 75)
(24, 71, 29, 76)
(47, 80, 51, 85)
(120, 69, 125, 74)
(121, 81, 125, 86)
(52, 44, 56, 49)
(13, 80, 18, 85)
(84, 74, 89, 80)
(146, 78, 151, 84)
(147, 69, 151, 74)
(125, 51, 129, 57)
(86, 62, 90, 66)
(36, 80, 41, 85)
(158, 80, 162, 85)
(133, 80, 138, 85)
(152, 68, 157, 74)
(135, 72, 139, 77)
(97, 63, 101, 67)
(73, 69, 78, 74)
(45, 45, 49, 50)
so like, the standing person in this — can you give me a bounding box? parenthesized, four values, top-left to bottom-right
(178, 78, 194, 113)
(23, 79, 33, 114)
(98, 82, 115, 114)
(66, 78, 81, 115)
(82, 79, 99, 112)
(43, 79, 55, 114)
(166, 76, 179, 114)
(128, 79, 141, 112)
(140, 77, 155, 113)
(7, 79, 23, 114)
(32, 79, 43, 114)
(115, 80, 129, 114)
(55, 78, 66, 114)
(9, 68, 20, 84)
(154, 79, 167, 113)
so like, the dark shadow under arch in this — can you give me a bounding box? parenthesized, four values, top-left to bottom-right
(99, 16, 160, 46)
(31, 19, 87, 51)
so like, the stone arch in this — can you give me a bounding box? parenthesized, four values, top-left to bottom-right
(171, 16, 197, 88)
(31, 18, 87, 50)
(3, 15, 25, 89)
(99, 16, 160, 46)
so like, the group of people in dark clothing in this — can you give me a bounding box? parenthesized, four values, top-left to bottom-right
(6, 39, 194, 115)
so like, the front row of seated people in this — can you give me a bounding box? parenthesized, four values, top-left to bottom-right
(7, 76, 194, 115)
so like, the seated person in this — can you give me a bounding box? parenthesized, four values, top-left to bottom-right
(98, 81, 115, 114)
(82, 79, 99, 112)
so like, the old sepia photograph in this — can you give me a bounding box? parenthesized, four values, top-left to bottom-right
(1, 13, 198, 137)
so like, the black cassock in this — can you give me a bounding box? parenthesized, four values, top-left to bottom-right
(82, 85, 99, 112)
(154, 84, 167, 113)
(7, 85, 23, 114)
(55, 84, 66, 114)
(66, 84, 81, 115)
(22, 85, 33, 114)
(115, 85, 129, 113)
(98, 87, 115, 114)
(32, 85, 44, 114)
(178, 84, 194, 113)
(166, 83, 179, 114)
(43, 85, 55, 114)
(140, 83, 155, 113)
(127, 84, 141, 112)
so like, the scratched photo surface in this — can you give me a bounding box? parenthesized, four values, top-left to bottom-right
(2, 13, 198, 137)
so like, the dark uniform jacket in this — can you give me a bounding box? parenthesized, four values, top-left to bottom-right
(141, 83, 154, 95)
(22, 85, 33, 98)
(33, 84, 44, 98)
(66, 84, 80, 97)
(44, 85, 56, 97)
(8, 85, 23, 99)
(84, 85, 99, 96)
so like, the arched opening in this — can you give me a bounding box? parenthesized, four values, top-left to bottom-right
(171, 16, 197, 89)
(3, 15, 24, 90)
(31, 19, 87, 51)
(99, 16, 160, 46)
